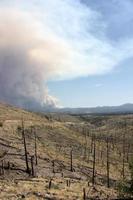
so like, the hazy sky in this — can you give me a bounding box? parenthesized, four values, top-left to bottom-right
(0, 0, 133, 108)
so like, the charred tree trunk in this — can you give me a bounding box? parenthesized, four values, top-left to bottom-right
(31, 156, 34, 177)
(127, 143, 130, 162)
(83, 188, 86, 200)
(52, 160, 55, 173)
(84, 128, 88, 159)
(90, 135, 94, 154)
(92, 135, 96, 185)
(34, 129, 38, 165)
(49, 179, 52, 189)
(106, 137, 110, 188)
(122, 121, 126, 180)
(22, 120, 30, 174)
(66, 179, 71, 187)
(70, 149, 73, 172)
(1, 160, 4, 175)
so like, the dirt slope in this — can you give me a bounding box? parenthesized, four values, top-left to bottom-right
(0, 103, 131, 199)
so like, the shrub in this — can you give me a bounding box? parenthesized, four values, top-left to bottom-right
(117, 158, 133, 198)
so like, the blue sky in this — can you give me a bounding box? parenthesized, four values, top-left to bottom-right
(47, 0, 133, 107)
(0, 0, 133, 108)
(48, 64, 133, 107)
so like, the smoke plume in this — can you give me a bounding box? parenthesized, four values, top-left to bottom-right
(0, 8, 61, 109)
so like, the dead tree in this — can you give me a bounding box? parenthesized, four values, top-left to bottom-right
(100, 147, 103, 161)
(97, 140, 100, 164)
(52, 160, 55, 173)
(22, 120, 30, 174)
(66, 179, 71, 187)
(92, 135, 96, 185)
(7, 161, 10, 170)
(1, 160, 4, 175)
(70, 149, 73, 172)
(90, 134, 94, 154)
(31, 156, 34, 177)
(34, 128, 38, 165)
(122, 120, 126, 180)
(126, 143, 130, 162)
(106, 137, 110, 188)
(83, 188, 86, 200)
(84, 128, 88, 159)
(49, 179, 52, 189)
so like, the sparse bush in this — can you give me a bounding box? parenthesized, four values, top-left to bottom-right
(117, 158, 133, 198)
(117, 179, 130, 198)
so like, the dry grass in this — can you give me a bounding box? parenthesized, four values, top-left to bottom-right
(0, 103, 132, 199)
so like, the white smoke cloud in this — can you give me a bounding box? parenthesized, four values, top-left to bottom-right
(0, 0, 133, 109)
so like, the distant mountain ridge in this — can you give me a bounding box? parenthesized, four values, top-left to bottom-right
(49, 103, 133, 114)
(1, 101, 133, 115)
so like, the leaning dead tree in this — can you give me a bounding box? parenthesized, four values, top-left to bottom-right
(22, 119, 30, 174)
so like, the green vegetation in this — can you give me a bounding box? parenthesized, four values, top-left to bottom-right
(118, 158, 133, 198)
